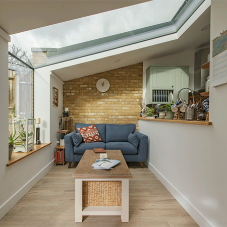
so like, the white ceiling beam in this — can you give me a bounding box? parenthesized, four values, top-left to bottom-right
(0, 27, 10, 42)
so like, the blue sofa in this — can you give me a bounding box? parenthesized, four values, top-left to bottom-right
(65, 123, 148, 168)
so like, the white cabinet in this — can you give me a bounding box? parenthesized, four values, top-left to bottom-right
(146, 66, 189, 104)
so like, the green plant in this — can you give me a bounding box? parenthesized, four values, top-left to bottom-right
(9, 131, 24, 147)
(19, 125, 33, 141)
(160, 103, 172, 112)
(145, 107, 154, 117)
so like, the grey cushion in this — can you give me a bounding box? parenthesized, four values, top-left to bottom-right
(75, 123, 106, 142)
(72, 132, 82, 147)
(106, 142, 137, 155)
(74, 142, 106, 155)
(106, 124, 136, 142)
(128, 133, 139, 147)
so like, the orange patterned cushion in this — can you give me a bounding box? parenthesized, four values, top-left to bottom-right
(77, 124, 102, 143)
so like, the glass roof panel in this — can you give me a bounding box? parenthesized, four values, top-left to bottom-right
(9, 0, 201, 68)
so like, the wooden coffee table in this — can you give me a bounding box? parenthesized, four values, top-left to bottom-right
(72, 150, 132, 222)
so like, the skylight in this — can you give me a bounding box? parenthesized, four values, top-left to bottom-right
(9, 0, 204, 68)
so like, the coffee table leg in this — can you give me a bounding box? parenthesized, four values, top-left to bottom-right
(121, 179, 129, 222)
(75, 179, 82, 222)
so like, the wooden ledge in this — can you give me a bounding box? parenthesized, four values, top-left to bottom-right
(138, 117, 212, 125)
(7, 143, 52, 166)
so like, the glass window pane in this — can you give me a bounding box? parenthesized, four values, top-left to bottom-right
(8, 51, 34, 143)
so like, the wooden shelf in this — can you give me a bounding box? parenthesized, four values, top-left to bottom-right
(55, 145, 65, 149)
(201, 62, 210, 69)
(201, 91, 209, 96)
(57, 130, 69, 134)
(138, 117, 212, 125)
(7, 143, 52, 166)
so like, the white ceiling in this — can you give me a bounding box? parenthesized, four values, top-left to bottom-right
(0, 0, 150, 35)
(53, 7, 210, 81)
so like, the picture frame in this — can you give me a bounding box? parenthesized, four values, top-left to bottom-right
(53, 87, 58, 107)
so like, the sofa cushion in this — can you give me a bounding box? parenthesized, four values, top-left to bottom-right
(77, 124, 102, 143)
(128, 133, 139, 147)
(75, 123, 106, 142)
(106, 124, 136, 142)
(106, 142, 137, 155)
(72, 132, 83, 147)
(74, 142, 106, 155)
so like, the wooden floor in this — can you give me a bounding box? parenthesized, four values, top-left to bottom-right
(0, 163, 199, 227)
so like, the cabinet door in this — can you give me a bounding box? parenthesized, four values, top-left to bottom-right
(174, 67, 189, 103)
(151, 67, 175, 89)
(146, 67, 151, 104)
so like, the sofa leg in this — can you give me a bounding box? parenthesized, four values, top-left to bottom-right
(68, 162, 72, 168)
(140, 162, 144, 168)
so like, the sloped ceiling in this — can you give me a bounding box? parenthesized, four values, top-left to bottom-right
(52, 7, 210, 81)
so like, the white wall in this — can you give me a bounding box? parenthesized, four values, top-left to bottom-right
(34, 68, 64, 152)
(0, 32, 54, 219)
(143, 50, 195, 94)
(50, 73, 64, 149)
(0, 32, 11, 214)
(139, 1, 227, 226)
(0, 31, 64, 220)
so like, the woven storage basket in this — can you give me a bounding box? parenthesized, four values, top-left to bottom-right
(82, 181, 122, 206)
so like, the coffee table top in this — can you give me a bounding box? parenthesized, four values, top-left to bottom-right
(72, 150, 132, 179)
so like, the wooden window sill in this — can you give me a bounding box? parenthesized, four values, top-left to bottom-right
(138, 117, 212, 125)
(7, 143, 52, 166)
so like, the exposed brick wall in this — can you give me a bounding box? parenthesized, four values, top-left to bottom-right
(63, 63, 143, 131)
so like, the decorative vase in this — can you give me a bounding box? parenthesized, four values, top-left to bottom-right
(9, 145, 13, 160)
(166, 111, 174, 120)
(159, 112, 166, 119)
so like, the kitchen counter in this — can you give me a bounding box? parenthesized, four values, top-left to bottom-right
(138, 117, 212, 125)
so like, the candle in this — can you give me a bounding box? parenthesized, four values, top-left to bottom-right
(36, 118, 41, 124)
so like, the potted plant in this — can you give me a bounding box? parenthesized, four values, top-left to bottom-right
(145, 107, 155, 119)
(8, 131, 24, 160)
(160, 103, 174, 119)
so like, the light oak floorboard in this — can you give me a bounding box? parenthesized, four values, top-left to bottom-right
(0, 163, 198, 227)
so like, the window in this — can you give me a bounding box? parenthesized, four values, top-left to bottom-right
(8, 45, 34, 139)
(9, 0, 203, 68)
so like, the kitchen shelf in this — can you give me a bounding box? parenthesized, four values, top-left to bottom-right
(57, 130, 70, 134)
(138, 117, 212, 125)
(201, 91, 209, 96)
(201, 62, 210, 69)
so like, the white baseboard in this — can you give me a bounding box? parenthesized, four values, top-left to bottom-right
(0, 159, 55, 220)
(145, 161, 212, 227)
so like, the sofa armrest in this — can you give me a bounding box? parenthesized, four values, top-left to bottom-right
(64, 132, 75, 162)
(134, 131, 148, 162)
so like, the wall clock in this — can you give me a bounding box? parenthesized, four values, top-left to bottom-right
(96, 78, 110, 92)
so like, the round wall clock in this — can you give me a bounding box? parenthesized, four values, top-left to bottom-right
(96, 78, 110, 92)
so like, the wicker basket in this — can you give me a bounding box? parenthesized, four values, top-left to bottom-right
(82, 181, 122, 206)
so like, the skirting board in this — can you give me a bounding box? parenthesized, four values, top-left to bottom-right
(145, 160, 212, 227)
(0, 159, 55, 220)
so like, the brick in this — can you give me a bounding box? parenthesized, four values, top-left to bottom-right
(63, 63, 143, 125)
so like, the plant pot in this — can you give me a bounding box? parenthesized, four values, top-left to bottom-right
(159, 112, 166, 119)
(9, 145, 13, 160)
(165, 111, 174, 120)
